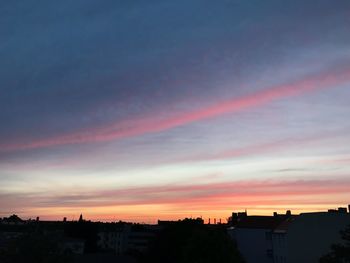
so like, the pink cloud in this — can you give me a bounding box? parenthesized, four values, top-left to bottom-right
(2, 64, 350, 152)
(318, 157, 350, 165)
(3, 177, 350, 208)
(1, 128, 345, 171)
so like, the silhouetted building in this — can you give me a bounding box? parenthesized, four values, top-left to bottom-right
(228, 212, 289, 263)
(1, 214, 24, 225)
(62, 237, 85, 254)
(229, 207, 350, 263)
(229, 211, 248, 226)
(272, 210, 350, 263)
(98, 224, 157, 255)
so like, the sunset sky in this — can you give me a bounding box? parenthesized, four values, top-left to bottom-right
(1, 0, 350, 223)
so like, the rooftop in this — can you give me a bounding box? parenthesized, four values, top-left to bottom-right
(235, 216, 288, 230)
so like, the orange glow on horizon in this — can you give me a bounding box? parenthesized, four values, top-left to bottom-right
(3, 178, 349, 224)
(10, 203, 350, 224)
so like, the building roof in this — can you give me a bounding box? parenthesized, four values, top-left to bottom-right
(274, 216, 297, 232)
(72, 254, 137, 263)
(235, 216, 288, 230)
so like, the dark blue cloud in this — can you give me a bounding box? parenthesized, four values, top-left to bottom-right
(0, 0, 349, 145)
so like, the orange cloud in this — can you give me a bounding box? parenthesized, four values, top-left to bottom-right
(2, 177, 350, 221)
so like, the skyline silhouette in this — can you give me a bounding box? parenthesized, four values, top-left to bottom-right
(1, 207, 350, 263)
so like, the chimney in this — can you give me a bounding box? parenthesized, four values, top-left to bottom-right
(63, 217, 67, 222)
(214, 218, 216, 225)
(286, 210, 291, 216)
(273, 212, 278, 217)
(36, 217, 39, 222)
(348, 204, 350, 213)
(238, 212, 247, 218)
(208, 218, 211, 225)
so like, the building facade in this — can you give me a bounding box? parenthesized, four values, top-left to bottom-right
(273, 210, 350, 263)
(229, 207, 350, 263)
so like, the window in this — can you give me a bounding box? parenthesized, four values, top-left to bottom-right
(266, 249, 273, 258)
(265, 231, 272, 240)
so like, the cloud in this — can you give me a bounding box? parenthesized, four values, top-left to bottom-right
(177, 129, 347, 163)
(2, 64, 350, 152)
(2, 177, 350, 211)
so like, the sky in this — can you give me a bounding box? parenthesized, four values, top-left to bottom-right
(0, 0, 350, 223)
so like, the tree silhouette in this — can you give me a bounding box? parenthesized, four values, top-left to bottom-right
(64, 220, 98, 253)
(320, 224, 350, 263)
(0, 232, 72, 263)
(142, 218, 244, 263)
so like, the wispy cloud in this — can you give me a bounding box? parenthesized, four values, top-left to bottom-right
(2, 177, 350, 212)
(2, 64, 350, 152)
(177, 129, 347, 163)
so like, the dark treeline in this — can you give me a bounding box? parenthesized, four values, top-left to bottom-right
(141, 218, 245, 263)
(0, 217, 99, 263)
(0, 227, 72, 263)
(64, 220, 98, 253)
